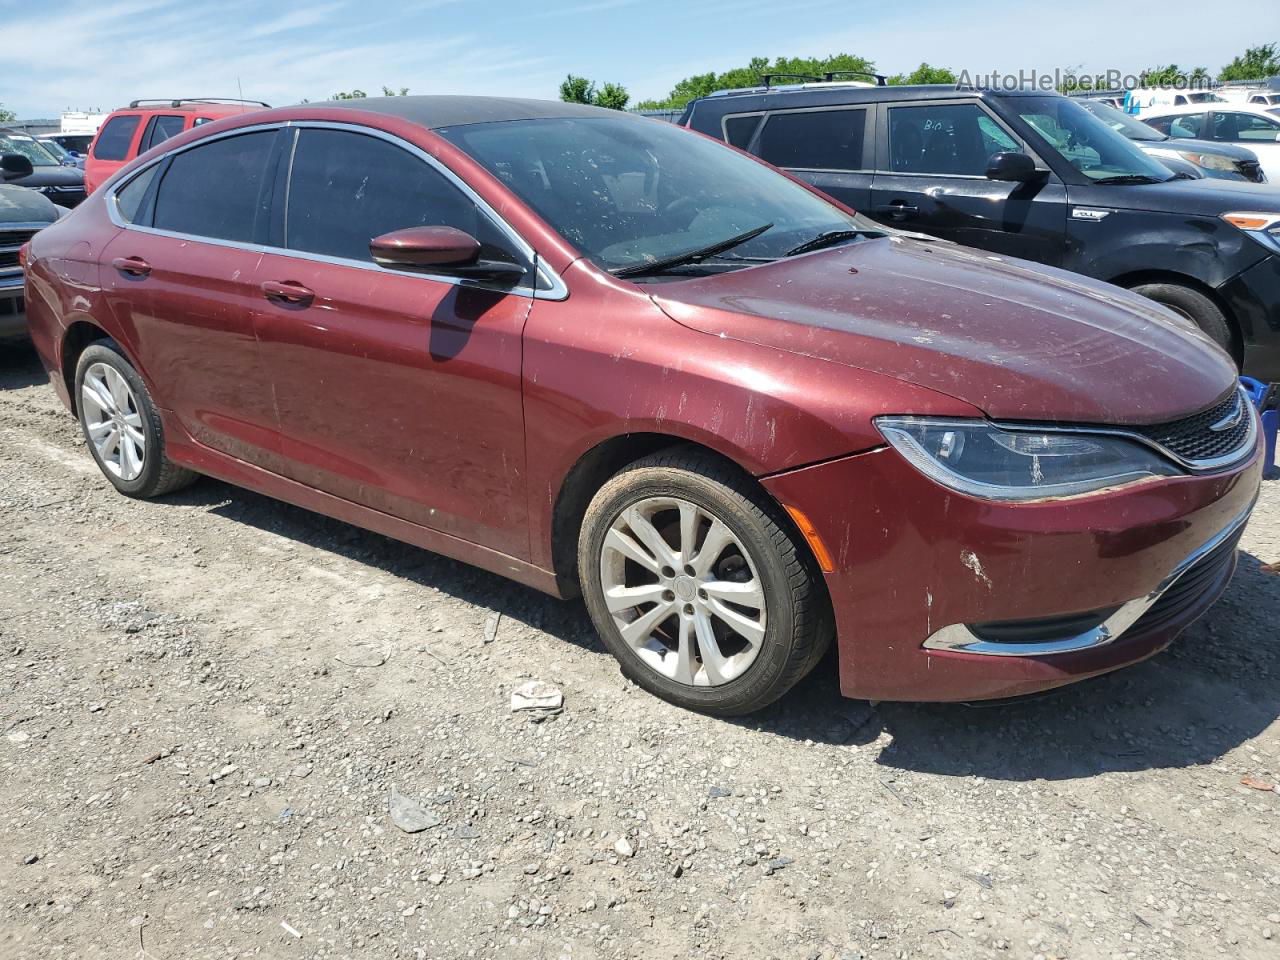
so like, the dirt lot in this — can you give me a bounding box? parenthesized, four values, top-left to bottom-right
(1, 340, 1279, 960)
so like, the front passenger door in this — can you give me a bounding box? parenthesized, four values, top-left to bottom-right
(868, 101, 1068, 265)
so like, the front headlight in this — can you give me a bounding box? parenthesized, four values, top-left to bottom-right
(875, 417, 1181, 500)
(1222, 211, 1280, 255)
(1178, 151, 1235, 173)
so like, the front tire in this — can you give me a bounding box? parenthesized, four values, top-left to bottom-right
(1130, 282, 1235, 359)
(74, 340, 197, 499)
(578, 449, 831, 716)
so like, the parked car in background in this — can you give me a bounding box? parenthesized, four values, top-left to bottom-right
(36, 135, 86, 170)
(1221, 87, 1280, 108)
(84, 98, 270, 194)
(23, 96, 1263, 713)
(1077, 98, 1265, 181)
(0, 183, 60, 339)
(681, 83, 1280, 378)
(0, 128, 87, 207)
(47, 133, 95, 156)
(1141, 103, 1280, 181)
(1127, 88, 1227, 112)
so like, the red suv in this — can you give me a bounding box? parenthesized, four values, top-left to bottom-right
(84, 98, 269, 194)
(24, 97, 1262, 715)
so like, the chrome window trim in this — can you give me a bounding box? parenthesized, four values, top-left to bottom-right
(994, 385, 1259, 474)
(923, 496, 1256, 657)
(105, 118, 569, 302)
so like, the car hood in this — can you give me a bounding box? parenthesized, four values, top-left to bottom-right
(1081, 174, 1280, 215)
(649, 237, 1237, 426)
(15, 167, 85, 189)
(1136, 137, 1258, 162)
(0, 183, 58, 222)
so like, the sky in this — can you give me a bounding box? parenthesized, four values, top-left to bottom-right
(1, 0, 1275, 119)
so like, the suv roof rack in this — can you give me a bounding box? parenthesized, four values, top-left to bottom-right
(708, 71, 891, 98)
(127, 97, 272, 109)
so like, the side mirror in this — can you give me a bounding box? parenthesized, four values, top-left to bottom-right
(1, 154, 34, 181)
(985, 151, 1041, 182)
(370, 226, 527, 282)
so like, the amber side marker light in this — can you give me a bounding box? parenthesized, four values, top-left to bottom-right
(1222, 213, 1276, 230)
(783, 505, 835, 573)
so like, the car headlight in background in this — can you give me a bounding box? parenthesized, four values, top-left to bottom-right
(1177, 151, 1236, 173)
(1222, 212, 1280, 254)
(875, 417, 1181, 500)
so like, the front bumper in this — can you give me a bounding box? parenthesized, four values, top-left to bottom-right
(1220, 253, 1280, 382)
(0, 277, 26, 339)
(762, 433, 1263, 702)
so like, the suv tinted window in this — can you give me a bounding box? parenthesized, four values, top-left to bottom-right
(153, 131, 275, 242)
(723, 115, 761, 149)
(756, 109, 866, 170)
(93, 115, 140, 161)
(143, 115, 186, 151)
(887, 104, 1020, 175)
(284, 128, 521, 268)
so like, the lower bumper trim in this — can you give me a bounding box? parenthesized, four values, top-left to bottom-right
(922, 499, 1255, 657)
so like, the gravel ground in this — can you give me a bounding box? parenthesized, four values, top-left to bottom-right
(2, 340, 1279, 960)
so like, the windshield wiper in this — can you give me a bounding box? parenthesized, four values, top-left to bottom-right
(610, 222, 773, 278)
(1092, 174, 1168, 185)
(783, 228, 883, 258)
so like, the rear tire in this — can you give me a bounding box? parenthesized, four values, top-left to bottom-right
(578, 449, 832, 716)
(1130, 282, 1235, 359)
(74, 340, 198, 499)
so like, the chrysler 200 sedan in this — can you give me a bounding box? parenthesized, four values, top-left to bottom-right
(23, 97, 1263, 715)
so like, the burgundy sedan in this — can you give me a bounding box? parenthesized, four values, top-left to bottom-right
(22, 97, 1262, 715)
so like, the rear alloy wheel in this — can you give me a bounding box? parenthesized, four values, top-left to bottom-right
(579, 450, 831, 716)
(75, 340, 197, 498)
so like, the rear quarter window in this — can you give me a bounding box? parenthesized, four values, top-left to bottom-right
(756, 108, 867, 170)
(92, 115, 141, 161)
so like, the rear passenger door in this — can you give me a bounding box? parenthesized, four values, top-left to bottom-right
(99, 127, 288, 472)
(738, 106, 875, 211)
(138, 114, 186, 155)
(868, 100, 1068, 265)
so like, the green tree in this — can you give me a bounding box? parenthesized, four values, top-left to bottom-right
(0, 103, 15, 123)
(1218, 43, 1280, 82)
(559, 74, 596, 104)
(331, 89, 368, 100)
(635, 53, 876, 110)
(594, 82, 630, 110)
(1139, 64, 1208, 86)
(558, 74, 630, 110)
(381, 85, 410, 96)
(887, 62, 956, 85)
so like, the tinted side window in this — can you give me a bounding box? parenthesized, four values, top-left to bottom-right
(284, 128, 521, 267)
(93, 115, 140, 161)
(144, 115, 186, 151)
(1214, 110, 1280, 141)
(756, 109, 866, 170)
(887, 104, 1019, 175)
(115, 165, 161, 224)
(723, 115, 761, 149)
(153, 131, 275, 242)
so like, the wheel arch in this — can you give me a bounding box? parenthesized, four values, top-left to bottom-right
(60, 319, 115, 416)
(549, 432, 776, 598)
(1108, 269, 1244, 367)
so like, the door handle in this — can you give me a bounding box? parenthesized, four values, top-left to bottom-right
(111, 256, 151, 277)
(871, 202, 919, 220)
(260, 280, 315, 306)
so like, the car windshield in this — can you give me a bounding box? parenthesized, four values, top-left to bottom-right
(438, 115, 865, 275)
(1077, 99, 1167, 142)
(0, 133, 61, 167)
(1014, 96, 1174, 182)
(38, 138, 70, 160)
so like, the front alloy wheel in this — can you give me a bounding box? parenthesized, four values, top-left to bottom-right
(580, 449, 831, 716)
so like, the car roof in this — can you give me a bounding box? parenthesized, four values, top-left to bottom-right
(1142, 102, 1276, 117)
(292, 95, 630, 129)
(108, 102, 266, 118)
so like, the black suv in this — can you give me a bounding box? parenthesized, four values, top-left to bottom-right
(681, 83, 1280, 380)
